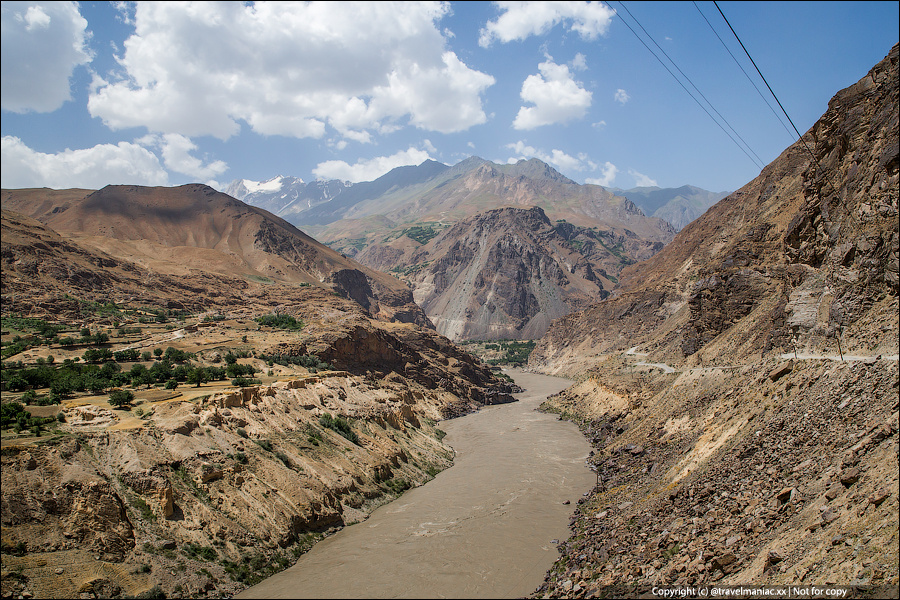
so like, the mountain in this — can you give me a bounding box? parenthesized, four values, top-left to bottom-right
(231, 157, 677, 341)
(1, 184, 429, 326)
(1, 185, 520, 598)
(608, 184, 729, 230)
(365, 205, 668, 340)
(529, 44, 899, 595)
(225, 175, 350, 223)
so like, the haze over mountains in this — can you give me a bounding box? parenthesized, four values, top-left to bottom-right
(227, 158, 726, 233)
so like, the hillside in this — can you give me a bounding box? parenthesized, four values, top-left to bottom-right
(529, 44, 899, 597)
(276, 157, 676, 341)
(0, 189, 519, 598)
(1, 184, 429, 327)
(608, 185, 729, 231)
(370, 205, 665, 341)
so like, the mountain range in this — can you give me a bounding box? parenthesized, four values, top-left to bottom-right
(606, 185, 729, 230)
(229, 157, 681, 340)
(1, 184, 429, 327)
(1, 40, 896, 600)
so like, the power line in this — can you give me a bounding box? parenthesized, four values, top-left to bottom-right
(611, 1, 766, 171)
(693, 1, 795, 143)
(712, 2, 808, 144)
(712, 2, 841, 194)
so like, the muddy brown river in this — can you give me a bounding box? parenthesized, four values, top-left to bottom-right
(238, 370, 594, 599)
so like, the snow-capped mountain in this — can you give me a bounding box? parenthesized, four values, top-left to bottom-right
(225, 176, 350, 221)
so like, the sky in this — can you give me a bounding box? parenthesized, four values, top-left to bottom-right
(1, 1, 898, 195)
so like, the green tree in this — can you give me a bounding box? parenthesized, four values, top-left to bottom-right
(187, 367, 209, 387)
(108, 389, 134, 408)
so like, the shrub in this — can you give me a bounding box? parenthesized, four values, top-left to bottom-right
(319, 413, 359, 445)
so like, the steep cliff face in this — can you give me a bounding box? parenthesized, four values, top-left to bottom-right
(369, 205, 665, 341)
(532, 44, 899, 374)
(530, 45, 899, 598)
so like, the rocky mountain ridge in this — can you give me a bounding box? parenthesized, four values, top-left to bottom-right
(302, 157, 675, 341)
(367, 205, 666, 341)
(607, 185, 729, 231)
(529, 43, 899, 598)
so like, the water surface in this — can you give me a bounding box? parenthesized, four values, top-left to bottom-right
(238, 370, 593, 599)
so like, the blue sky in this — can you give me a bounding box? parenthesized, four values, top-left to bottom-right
(2, 1, 897, 194)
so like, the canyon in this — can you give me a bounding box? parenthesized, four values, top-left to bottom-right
(1, 40, 897, 600)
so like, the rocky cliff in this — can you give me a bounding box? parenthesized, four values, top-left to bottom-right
(529, 44, 899, 597)
(372, 205, 665, 341)
(0, 284, 516, 599)
(532, 44, 899, 374)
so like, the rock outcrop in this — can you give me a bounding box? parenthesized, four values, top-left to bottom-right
(530, 44, 899, 597)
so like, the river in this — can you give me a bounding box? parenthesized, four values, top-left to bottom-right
(237, 369, 594, 599)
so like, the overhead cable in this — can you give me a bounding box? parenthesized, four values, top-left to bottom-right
(612, 1, 766, 171)
(693, 1, 796, 142)
(712, 2, 842, 197)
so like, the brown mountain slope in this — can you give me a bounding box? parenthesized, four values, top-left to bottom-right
(366, 205, 665, 341)
(1, 184, 429, 326)
(1, 197, 520, 597)
(532, 44, 899, 374)
(316, 157, 677, 238)
(319, 159, 675, 341)
(528, 44, 899, 598)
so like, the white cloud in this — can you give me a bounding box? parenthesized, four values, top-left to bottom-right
(138, 133, 228, 180)
(513, 59, 592, 129)
(23, 5, 50, 30)
(87, 2, 494, 142)
(629, 169, 658, 187)
(585, 162, 618, 187)
(1, 135, 169, 189)
(312, 146, 436, 183)
(614, 88, 630, 104)
(505, 141, 594, 173)
(479, 1, 615, 47)
(570, 52, 588, 71)
(1, 1, 92, 113)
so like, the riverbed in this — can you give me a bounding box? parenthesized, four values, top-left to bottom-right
(238, 369, 594, 599)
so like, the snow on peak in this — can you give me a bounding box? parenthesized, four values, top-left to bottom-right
(242, 175, 294, 194)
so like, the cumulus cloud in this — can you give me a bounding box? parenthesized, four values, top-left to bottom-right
(585, 162, 618, 187)
(629, 169, 658, 187)
(479, 1, 615, 47)
(1, 1, 92, 113)
(513, 59, 592, 129)
(1, 135, 169, 189)
(614, 88, 630, 104)
(312, 146, 437, 183)
(87, 2, 494, 142)
(138, 133, 228, 180)
(505, 141, 595, 173)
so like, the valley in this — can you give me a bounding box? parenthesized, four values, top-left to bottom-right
(0, 36, 897, 600)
